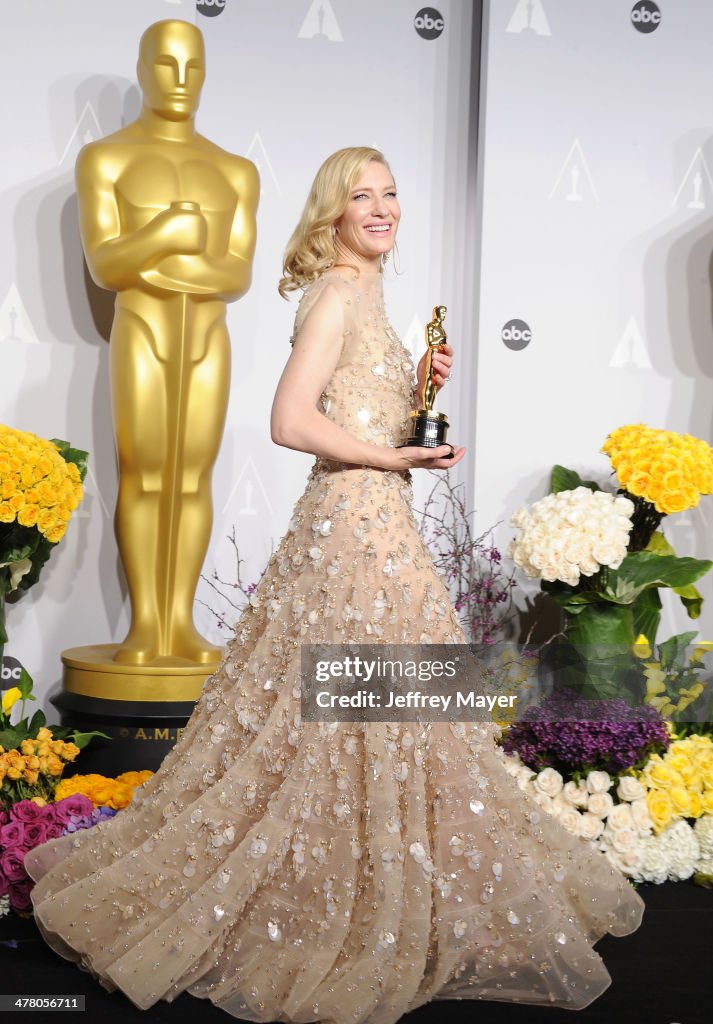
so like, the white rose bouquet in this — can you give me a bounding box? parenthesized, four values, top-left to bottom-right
(509, 487, 634, 587)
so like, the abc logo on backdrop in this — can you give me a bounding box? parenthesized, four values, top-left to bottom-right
(196, 0, 226, 18)
(1, 655, 25, 684)
(631, 1, 661, 33)
(501, 320, 532, 351)
(414, 8, 445, 40)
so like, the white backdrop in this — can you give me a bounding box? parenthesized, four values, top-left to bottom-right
(0, 0, 478, 709)
(474, 0, 713, 639)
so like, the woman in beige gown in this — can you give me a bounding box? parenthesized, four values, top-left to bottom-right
(24, 147, 644, 1021)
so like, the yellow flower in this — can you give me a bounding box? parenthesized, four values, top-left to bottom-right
(30, 796, 47, 807)
(1, 687, 22, 715)
(688, 791, 703, 818)
(691, 641, 713, 664)
(45, 753, 64, 776)
(602, 424, 713, 514)
(642, 757, 682, 790)
(702, 791, 713, 815)
(646, 789, 675, 832)
(633, 635, 652, 659)
(669, 786, 692, 817)
(0, 502, 15, 523)
(643, 665, 667, 698)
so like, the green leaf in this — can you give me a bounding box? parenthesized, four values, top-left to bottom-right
(16, 536, 55, 593)
(658, 631, 699, 672)
(17, 667, 34, 700)
(66, 729, 112, 749)
(550, 465, 602, 495)
(0, 727, 22, 748)
(602, 552, 713, 606)
(50, 439, 89, 483)
(28, 708, 46, 733)
(632, 587, 662, 644)
(645, 532, 705, 620)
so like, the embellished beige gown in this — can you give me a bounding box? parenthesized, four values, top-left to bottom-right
(24, 270, 644, 1021)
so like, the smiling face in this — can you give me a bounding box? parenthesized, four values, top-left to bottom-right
(137, 21, 205, 121)
(333, 160, 401, 265)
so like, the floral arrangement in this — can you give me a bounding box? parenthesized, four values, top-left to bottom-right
(0, 675, 107, 809)
(0, 425, 86, 595)
(0, 425, 85, 545)
(510, 487, 634, 587)
(501, 690, 670, 775)
(0, 424, 88, 674)
(508, 425, 713, 702)
(0, 795, 118, 917)
(54, 770, 153, 810)
(500, 696, 713, 886)
(500, 744, 713, 885)
(639, 733, 713, 830)
(603, 424, 713, 517)
(635, 633, 712, 723)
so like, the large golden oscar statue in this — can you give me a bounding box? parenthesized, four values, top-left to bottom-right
(56, 20, 259, 771)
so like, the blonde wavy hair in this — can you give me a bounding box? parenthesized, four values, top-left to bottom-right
(278, 146, 392, 298)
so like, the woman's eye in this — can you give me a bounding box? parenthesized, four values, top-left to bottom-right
(353, 193, 368, 200)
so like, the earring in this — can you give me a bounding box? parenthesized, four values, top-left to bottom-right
(382, 250, 391, 264)
(392, 241, 402, 275)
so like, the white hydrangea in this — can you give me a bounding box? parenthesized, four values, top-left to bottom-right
(696, 853, 713, 874)
(509, 487, 634, 586)
(632, 834, 670, 884)
(660, 820, 700, 882)
(694, 815, 713, 858)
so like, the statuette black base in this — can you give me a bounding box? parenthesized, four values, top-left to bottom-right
(401, 410, 453, 455)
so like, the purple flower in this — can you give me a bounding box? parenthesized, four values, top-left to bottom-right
(53, 794, 94, 825)
(503, 689, 670, 775)
(9, 879, 33, 914)
(0, 820, 25, 850)
(0, 847, 29, 884)
(9, 801, 50, 824)
(0, 809, 8, 827)
(22, 821, 49, 848)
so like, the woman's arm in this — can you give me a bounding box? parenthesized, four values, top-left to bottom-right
(270, 285, 464, 470)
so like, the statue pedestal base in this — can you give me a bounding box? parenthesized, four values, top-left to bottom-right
(51, 643, 222, 775)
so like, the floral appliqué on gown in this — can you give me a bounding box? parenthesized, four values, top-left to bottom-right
(24, 271, 643, 1022)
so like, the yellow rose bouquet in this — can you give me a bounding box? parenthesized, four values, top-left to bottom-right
(0, 424, 88, 666)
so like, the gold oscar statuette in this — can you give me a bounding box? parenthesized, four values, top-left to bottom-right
(60, 18, 259, 721)
(403, 304, 453, 453)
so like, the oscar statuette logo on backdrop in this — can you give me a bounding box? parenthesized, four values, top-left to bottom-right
(506, 0, 551, 37)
